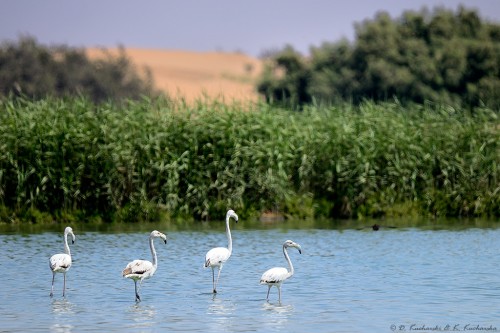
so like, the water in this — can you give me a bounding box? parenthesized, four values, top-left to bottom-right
(1, 221, 499, 332)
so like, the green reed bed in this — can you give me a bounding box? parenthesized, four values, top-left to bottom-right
(0, 97, 498, 223)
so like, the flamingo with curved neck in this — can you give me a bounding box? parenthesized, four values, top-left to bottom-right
(204, 209, 239, 293)
(122, 230, 167, 302)
(49, 226, 76, 297)
(260, 240, 302, 303)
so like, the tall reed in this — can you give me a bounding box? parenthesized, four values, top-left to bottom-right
(0, 97, 498, 222)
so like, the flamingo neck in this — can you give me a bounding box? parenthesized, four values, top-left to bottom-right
(283, 246, 294, 278)
(226, 216, 233, 255)
(64, 232, 71, 256)
(150, 236, 158, 268)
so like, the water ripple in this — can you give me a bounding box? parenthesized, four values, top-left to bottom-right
(0, 226, 499, 332)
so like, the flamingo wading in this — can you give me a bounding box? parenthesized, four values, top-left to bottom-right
(49, 226, 76, 297)
(204, 209, 238, 293)
(260, 240, 302, 303)
(122, 230, 167, 301)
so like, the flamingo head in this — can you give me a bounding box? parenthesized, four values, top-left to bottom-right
(284, 240, 302, 254)
(151, 230, 168, 244)
(227, 209, 238, 223)
(64, 226, 75, 244)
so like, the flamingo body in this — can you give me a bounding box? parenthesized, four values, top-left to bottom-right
(122, 230, 167, 301)
(204, 209, 238, 293)
(205, 247, 230, 268)
(260, 240, 302, 303)
(122, 259, 155, 281)
(50, 253, 72, 273)
(49, 226, 75, 297)
(260, 267, 289, 285)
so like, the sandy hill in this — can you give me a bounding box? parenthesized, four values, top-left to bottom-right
(87, 48, 264, 102)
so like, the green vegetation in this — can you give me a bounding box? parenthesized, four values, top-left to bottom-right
(0, 97, 498, 223)
(258, 6, 500, 109)
(0, 36, 160, 103)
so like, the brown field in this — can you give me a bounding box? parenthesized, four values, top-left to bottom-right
(86, 48, 264, 102)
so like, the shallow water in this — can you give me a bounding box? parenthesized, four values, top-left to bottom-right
(1, 221, 499, 332)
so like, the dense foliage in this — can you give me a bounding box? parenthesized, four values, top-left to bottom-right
(0, 97, 498, 223)
(258, 6, 500, 109)
(0, 36, 160, 103)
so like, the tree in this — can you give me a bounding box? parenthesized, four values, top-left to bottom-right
(0, 36, 161, 102)
(257, 45, 311, 107)
(257, 6, 500, 109)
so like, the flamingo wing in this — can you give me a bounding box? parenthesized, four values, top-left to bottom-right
(50, 253, 72, 272)
(205, 247, 230, 268)
(122, 259, 154, 277)
(260, 267, 289, 284)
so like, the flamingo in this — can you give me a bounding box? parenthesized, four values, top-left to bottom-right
(260, 240, 302, 303)
(49, 226, 76, 297)
(204, 209, 238, 293)
(122, 230, 167, 302)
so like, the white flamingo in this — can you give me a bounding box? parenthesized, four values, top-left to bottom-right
(122, 230, 167, 302)
(260, 240, 302, 303)
(204, 209, 238, 293)
(49, 226, 76, 297)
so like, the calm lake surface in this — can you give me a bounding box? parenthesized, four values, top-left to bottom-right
(1, 219, 499, 333)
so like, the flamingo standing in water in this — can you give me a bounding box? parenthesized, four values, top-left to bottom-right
(204, 209, 238, 293)
(49, 226, 76, 297)
(122, 230, 167, 302)
(260, 240, 302, 303)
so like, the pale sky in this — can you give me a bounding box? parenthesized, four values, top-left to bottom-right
(1, 0, 499, 57)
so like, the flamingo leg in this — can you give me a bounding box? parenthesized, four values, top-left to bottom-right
(266, 285, 271, 300)
(211, 268, 216, 293)
(278, 286, 282, 303)
(214, 266, 223, 293)
(134, 280, 142, 302)
(62, 273, 67, 297)
(50, 272, 55, 297)
(134, 280, 141, 302)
